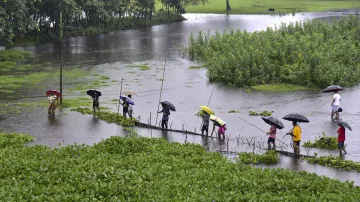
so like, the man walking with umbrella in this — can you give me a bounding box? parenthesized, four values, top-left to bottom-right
(93, 92, 100, 112)
(158, 101, 175, 129)
(331, 90, 341, 121)
(287, 121, 302, 155)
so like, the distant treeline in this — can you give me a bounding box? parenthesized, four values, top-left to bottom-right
(0, 0, 207, 47)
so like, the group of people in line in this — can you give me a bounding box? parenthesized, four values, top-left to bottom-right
(48, 89, 346, 156)
(264, 90, 346, 156)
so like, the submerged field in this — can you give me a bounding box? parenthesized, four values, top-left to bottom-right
(181, 0, 360, 14)
(0, 132, 359, 201)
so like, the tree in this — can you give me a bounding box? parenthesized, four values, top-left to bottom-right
(226, 0, 231, 12)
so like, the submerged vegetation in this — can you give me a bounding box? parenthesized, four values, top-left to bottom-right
(187, 15, 360, 88)
(303, 133, 339, 150)
(305, 155, 360, 172)
(237, 150, 279, 164)
(249, 110, 272, 116)
(71, 107, 136, 127)
(1, 133, 360, 200)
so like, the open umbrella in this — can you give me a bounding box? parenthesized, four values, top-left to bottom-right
(87, 89, 102, 97)
(120, 95, 134, 105)
(210, 115, 226, 126)
(160, 101, 176, 111)
(338, 120, 352, 131)
(122, 90, 137, 96)
(283, 113, 309, 123)
(200, 106, 214, 115)
(46, 90, 62, 97)
(322, 85, 343, 93)
(262, 117, 284, 129)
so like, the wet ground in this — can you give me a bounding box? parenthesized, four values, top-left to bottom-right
(1, 10, 360, 184)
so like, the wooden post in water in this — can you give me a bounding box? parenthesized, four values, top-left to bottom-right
(150, 112, 152, 138)
(155, 60, 166, 126)
(117, 78, 124, 117)
(59, 11, 63, 103)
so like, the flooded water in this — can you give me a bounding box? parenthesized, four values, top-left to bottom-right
(2, 10, 360, 184)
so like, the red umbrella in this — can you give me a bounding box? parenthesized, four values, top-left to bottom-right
(46, 90, 62, 97)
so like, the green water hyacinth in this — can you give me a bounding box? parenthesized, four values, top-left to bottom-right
(0, 133, 359, 200)
(305, 155, 360, 172)
(71, 107, 136, 127)
(187, 14, 360, 88)
(237, 150, 279, 164)
(303, 133, 338, 150)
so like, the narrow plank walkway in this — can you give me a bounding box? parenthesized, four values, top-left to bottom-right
(135, 121, 220, 139)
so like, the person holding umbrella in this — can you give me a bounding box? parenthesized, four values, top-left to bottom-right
(86, 90, 102, 112)
(123, 90, 136, 118)
(331, 90, 341, 121)
(337, 120, 351, 156)
(93, 92, 100, 112)
(266, 124, 277, 150)
(200, 106, 214, 136)
(158, 102, 172, 129)
(287, 121, 302, 155)
(46, 90, 61, 117)
(210, 115, 227, 139)
(128, 95, 133, 118)
(48, 92, 58, 117)
(262, 117, 284, 150)
(120, 97, 130, 118)
(283, 113, 309, 155)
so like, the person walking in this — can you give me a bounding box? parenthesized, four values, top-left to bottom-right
(120, 97, 129, 118)
(210, 115, 227, 139)
(331, 90, 341, 120)
(128, 95, 133, 118)
(201, 111, 210, 136)
(158, 104, 170, 129)
(92, 92, 100, 112)
(337, 122, 347, 156)
(287, 121, 302, 155)
(266, 124, 277, 150)
(48, 93, 58, 117)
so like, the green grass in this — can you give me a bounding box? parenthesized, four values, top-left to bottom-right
(251, 84, 317, 92)
(0, 50, 31, 62)
(177, 0, 360, 14)
(189, 65, 204, 69)
(58, 97, 92, 108)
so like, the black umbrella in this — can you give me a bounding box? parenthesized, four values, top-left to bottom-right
(338, 120, 352, 131)
(322, 85, 343, 93)
(283, 113, 309, 123)
(262, 117, 284, 129)
(160, 101, 176, 111)
(87, 89, 102, 97)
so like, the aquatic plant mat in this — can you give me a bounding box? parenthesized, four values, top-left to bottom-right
(303, 133, 338, 150)
(187, 15, 360, 88)
(1, 132, 360, 200)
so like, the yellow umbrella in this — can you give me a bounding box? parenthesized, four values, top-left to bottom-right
(200, 106, 214, 115)
(210, 115, 226, 126)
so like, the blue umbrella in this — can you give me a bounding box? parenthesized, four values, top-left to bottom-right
(120, 95, 134, 105)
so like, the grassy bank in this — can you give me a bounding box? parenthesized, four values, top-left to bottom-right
(182, 0, 360, 14)
(0, 132, 359, 201)
(251, 84, 316, 92)
(187, 14, 360, 88)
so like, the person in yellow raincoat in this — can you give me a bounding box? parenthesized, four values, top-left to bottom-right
(48, 93, 59, 117)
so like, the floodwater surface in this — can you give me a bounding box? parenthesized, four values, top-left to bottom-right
(1, 10, 360, 184)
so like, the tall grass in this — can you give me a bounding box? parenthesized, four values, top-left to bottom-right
(187, 15, 360, 88)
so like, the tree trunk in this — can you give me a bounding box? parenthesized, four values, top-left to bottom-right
(226, 0, 231, 12)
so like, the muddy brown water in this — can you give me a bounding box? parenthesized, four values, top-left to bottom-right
(1, 10, 360, 185)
